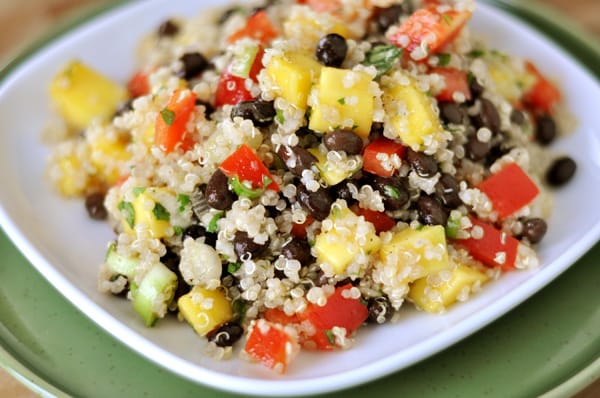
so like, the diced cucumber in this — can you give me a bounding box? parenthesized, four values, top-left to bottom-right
(131, 262, 178, 327)
(231, 44, 260, 79)
(105, 242, 138, 279)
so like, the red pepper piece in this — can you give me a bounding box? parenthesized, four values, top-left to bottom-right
(219, 144, 280, 192)
(154, 88, 197, 153)
(456, 217, 519, 271)
(431, 67, 471, 102)
(228, 10, 278, 45)
(522, 61, 561, 115)
(362, 136, 406, 177)
(357, 208, 396, 234)
(244, 319, 298, 374)
(127, 70, 151, 98)
(477, 163, 539, 219)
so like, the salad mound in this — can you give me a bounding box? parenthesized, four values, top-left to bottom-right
(45, 0, 576, 373)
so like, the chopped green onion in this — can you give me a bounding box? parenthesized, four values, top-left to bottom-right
(363, 44, 403, 79)
(228, 262, 242, 274)
(275, 108, 285, 124)
(177, 194, 191, 213)
(229, 176, 270, 199)
(207, 212, 223, 233)
(383, 185, 402, 200)
(445, 216, 461, 239)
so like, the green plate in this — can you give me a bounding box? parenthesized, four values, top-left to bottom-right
(1, 1, 599, 397)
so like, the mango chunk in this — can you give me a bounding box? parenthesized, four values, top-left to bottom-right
(383, 74, 443, 149)
(178, 286, 233, 336)
(308, 148, 358, 186)
(314, 203, 381, 275)
(267, 52, 322, 109)
(54, 150, 91, 196)
(309, 67, 374, 137)
(89, 132, 131, 185)
(409, 264, 490, 313)
(380, 225, 450, 283)
(283, 13, 350, 46)
(122, 187, 174, 238)
(50, 60, 127, 130)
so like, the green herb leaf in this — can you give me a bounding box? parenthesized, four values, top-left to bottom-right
(437, 53, 451, 66)
(363, 44, 403, 79)
(152, 202, 170, 221)
(160, 108, 175, 126)
(445, 216, 461, 239)
(324, 329, 336, 346)
(441, 13, 453, 25)
(207, 212, 223, 233)
(232, 299, 247, 322)
(275, 108, 285, 124)
(229, 176, 267, 199)
(132, 187, 146, 197)
(383, 185, 401, 200)
(228, 262, 242, 274)
(118, 201, 135, 229)
(177, 194, 191, 213)
(173, 226, 183, 236)
(337, 97, 346, 105)
(468, 49, 486, 58)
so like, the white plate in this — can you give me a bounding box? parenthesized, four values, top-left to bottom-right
(0, 0, 599, 396)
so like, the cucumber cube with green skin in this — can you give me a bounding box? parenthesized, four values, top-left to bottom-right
(131, 262, 178, 327)
(104, 242, 138, 279)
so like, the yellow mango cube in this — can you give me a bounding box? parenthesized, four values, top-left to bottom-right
(178, 286, 233, 336)
(267, 52, 322, 109)
(308, 148, 357, 186)
(89, 133, 131, 185)
(380, 225, 450, 283)
(383, 74, 443, 149)
(50, 60, 127, 130)
(314, 204, 381, 275)
(55, 152, 90, 196)
(309, 67, 374, 138)
(283, 13, 350, 45)
(122, 187, 174, 238)
(409, 264, 490, 313)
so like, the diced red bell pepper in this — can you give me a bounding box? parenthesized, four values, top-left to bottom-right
(219, 144, 280, 192)
(431, 67, 471, 102)
(290, 214, 315, 239)
(357, 208, 396, 234)
(456, 217, 519, 271)
(214, 73, 255, 108)
(228, 10, 278, 45)
(244, 319, 299, 374)
(522, 61, 561, 115)
(362, 136, 406, 177)
(477, 163, 539, 219)
(155, 88, 197, 153)
(389, 5, 472, 56)
(263, 308, 302, 325)
(127, 70, 151, 98)
(303, 284, 368, 350)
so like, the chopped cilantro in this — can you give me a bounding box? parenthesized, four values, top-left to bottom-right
(173, 226, 183, 236)
(152, 202, 170, 221)
(160, 108, 175, 126)
(437, 53, 451, 66)
(441, 13, 453, 25)
(177, 194, 190, 213)
(228, 262, 242, 274)
(232, 299, 247, 322)
(275, 108, 285, 124)
(324, 329, 336, 346)
(468, 49, 486, 58)
(445, 216, 461, 239)
(362, 44, 403, 79)
(337, 97, 346, 105)
(118, 201, 135, 229)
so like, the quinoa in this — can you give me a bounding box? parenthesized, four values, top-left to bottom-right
(45, 0, 576, 374)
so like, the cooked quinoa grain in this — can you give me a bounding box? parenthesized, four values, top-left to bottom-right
(45, 0, 576, 374)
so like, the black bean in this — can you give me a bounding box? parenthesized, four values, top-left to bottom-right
(546, 156, 576, 187)
(367, 296, 393, 324)
(370, 175, 409, 211)
(282, 238, 313, 266)
(296, 184, 333, 221)
(439, 102, 466, 125)
(535, 114, 557, 146)
(178, 52, 209, 80)
(471, 98, 501, 135)
(510, 108, 526, 125)
(323, 129, 364, 155)
(331, 182, 356, 205)
(182, 224, 218, 248)
(157, 19, 179, 37)
(406, 148, 438, 177)
(315, 33, 347, 67)
(234, 231, 267, 259)
(277, 145, 317, 176)
(468, 74, 484, 99)
(231, 100, 276, 127)
(521, 218, 547, 244)
(372, 5, 406, 33)
(465, 133, 491, 162)
(205, 169, 235, 210)
(161, 249, 190, 303)
(369, 122, 384, 140)
(85, 192, 108, 220)
(416, 196, 448, 226)
(114, 100, 133, 117)
(207, 322, 244, 347)
(435, 173, 462, 208)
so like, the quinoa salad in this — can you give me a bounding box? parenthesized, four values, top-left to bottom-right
(44, 0, 577, 373)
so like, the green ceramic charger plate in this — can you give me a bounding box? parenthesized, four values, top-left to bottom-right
(0, 1, 599, 397)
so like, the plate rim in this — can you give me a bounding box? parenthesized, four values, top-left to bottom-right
(0, 0, 599, 397)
